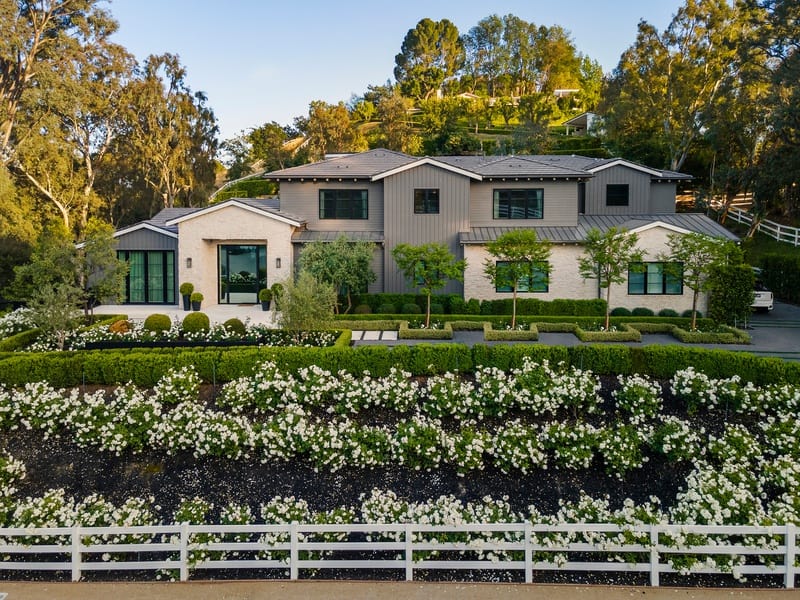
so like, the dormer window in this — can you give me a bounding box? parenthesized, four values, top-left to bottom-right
(414, 189, 440, 214)
(493, 189, 543, 219)
(606, 184, 629, 207)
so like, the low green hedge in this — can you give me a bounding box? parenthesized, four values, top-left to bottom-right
(483, 322, 539, 341)
(398, 320, 453, 340)
(2, 342, 796, 387)
(0, 314, 127, 352)
(575, 322, 642, 343)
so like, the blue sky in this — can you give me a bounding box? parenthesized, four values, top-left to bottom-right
(110, 0, 685, 141)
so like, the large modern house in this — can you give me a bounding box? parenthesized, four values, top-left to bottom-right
(112, 148, 736, 313)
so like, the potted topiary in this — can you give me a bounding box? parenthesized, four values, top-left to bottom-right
(179, 282, 194, 311)
(190, 292, 203, 311)
(258, 288, 272, 311)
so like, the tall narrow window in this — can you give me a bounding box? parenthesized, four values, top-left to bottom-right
(414, 189, 439, 214)
(493, 189, 544, 219)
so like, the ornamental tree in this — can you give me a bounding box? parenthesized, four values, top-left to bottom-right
(661, 232, 742, 330)
(392, 243, 466, 328)
(577, 227, 644, 330)
(483, 230, 551, 328)
(299, 234, 376, 314)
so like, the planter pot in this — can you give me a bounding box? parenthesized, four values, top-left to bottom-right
(191, 301, 201, 311)
(261, 300, 271, 311)
(182, 295, 191, 311)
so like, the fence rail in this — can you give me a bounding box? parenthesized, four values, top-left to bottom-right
(718, 205, 800, 247)
(0, 522, 797, 587)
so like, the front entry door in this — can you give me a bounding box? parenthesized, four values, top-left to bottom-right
(218, 244, 267, 304)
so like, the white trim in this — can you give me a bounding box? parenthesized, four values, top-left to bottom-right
(165, 200, 303, 227)
(371, 157, 482, 181)
(113, 222, 178, 239)
(587, 159, 662, 178)
(628, 221, 694, 236)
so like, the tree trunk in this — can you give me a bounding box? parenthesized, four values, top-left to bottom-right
(605, 284, 612, 331)
(511, 287, 518, 329)
(425, 293, 431, 328)
(691, 291, 698, 331)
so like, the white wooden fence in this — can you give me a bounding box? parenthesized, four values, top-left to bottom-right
(721, 205, 800, 247)
(0, 522, 796, 587)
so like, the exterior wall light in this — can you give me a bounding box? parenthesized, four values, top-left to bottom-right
(185, 257, 192, 269)
(275, 257, 281, 269)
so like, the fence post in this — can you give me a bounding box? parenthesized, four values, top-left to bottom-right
(71, 525, 81, 582)
(786, 523, 796, 589)
(649, 525, 660, 587)
(405, 523, 414, 581)
(290, 521, 299, 580)
(179, 522, 189, 582)
(524, 522, 532, 584)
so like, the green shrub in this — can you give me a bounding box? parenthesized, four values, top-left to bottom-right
(190, 292, 204, 303)
(449, 297, 466, 314)
(429, 303, 444, 314)
(480, 298, 606, 316)
(353, 304, 372, 314)
(761, 253, 800, 304)
(182, 312, 210, 333)
(376, 303, 397, 314)
(610, 307, 631, 317)
(465, 298, 481, 314)
(143, 314, 171, 333)
(401, 303, 422, 314)
(483, 322, 539, 341)
(398, 321, 453, 340)
(223, 318, 246, 336)
(682, 309, 702, 319)
(658, 308, 679, 317)
(631, 307, 655, 317)
(179, 282, 194, 296)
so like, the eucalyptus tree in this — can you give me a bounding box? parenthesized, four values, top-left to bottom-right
(297, 100, 367, 161)
(601, 0, 740, 171)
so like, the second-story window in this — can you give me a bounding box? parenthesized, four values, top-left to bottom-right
(493, 189, 543, 219)
(606, 184, 629, 207)
(319, 189, 368, 219)
(414, 189, 439, 214)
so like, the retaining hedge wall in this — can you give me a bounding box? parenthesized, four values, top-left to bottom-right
(1, 343, 796, 387)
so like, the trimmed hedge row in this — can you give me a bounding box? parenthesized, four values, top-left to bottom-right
(760, 253, 800, 304)
(1, 343, 796, 388)
(0, 314, 127, 352)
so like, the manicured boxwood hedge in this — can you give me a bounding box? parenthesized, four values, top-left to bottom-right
(1, 343, 797, 388)
(0, 314, 127, 352)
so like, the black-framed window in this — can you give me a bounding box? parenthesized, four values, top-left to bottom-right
(319, 189, 368, 219)
(117, 250, 175, 304)
(495, 261, 549, 293)
(493, 189, 544, 219)
(606, 184, 629, 207)
(628, 262, 683, 295)
(414, 188, 439, 214)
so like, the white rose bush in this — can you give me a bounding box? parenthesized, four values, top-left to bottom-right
(0, 362, 799, 582)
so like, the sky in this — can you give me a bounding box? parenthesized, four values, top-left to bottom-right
(109, 0, 686, 141)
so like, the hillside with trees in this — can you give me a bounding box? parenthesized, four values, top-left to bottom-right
(1, 0, 798, 296)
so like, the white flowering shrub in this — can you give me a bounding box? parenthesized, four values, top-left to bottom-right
(256, 404, 312, 462)
(758, 415, 800, 459)
(513, 359, 602, 418)
(0, 452, 26, 518)
(173, 497, 219, 568)
(489, 420, 546, 475)
(649, 416, 705, 463)
(670, 368, 755, 414)
(152, 366, 201, 405)
(761, 455, 800, 493)
(0, 307, 34, 339)
(10, 488, 76, 544)
(707, 424, 760, 466)
(217, 361, 296, 414)
(258, 496, 312, 562)
(472, 366, 516, 418)
(541, 421, 598, 470)
(613, 374, 662, 424)
(422, 371, 479, 420)
(597, 423, 649, 479)
(392, 414, 448, 471)
(443, 425, 487, 475)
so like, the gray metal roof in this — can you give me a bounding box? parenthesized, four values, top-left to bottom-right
(265, 149, 417, 179)
(264, 149, 691, 181)
(460, 213, 739, 244)
(292, 230, 384, 243)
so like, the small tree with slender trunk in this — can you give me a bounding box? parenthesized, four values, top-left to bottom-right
(577, 227, 644, 330)
(661, 232, 742, 330)
(483, 230, 551, 328)
(392, 243, 466, 328)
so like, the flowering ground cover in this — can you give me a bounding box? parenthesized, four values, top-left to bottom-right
(0, 361, 798, 584)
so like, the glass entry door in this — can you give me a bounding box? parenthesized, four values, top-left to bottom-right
(218, 244, 266, 304)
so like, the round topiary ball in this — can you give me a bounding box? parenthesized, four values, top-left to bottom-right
(631, 307, 655, 317)
(143, 313, 171, 333)
(182, 312, 210, 334)
(658, 308, 679, 318)
(353, 304, 372, 314)
(609, 307, 631, 317)
(401, 302, 422, 314)
(223, 317, 246, 336)
(682, 309, 702, 319)
(429, 303, 444, 314)
(377, 303, 397, 314)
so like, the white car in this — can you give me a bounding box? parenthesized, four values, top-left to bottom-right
(752, 268, 773, 312)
